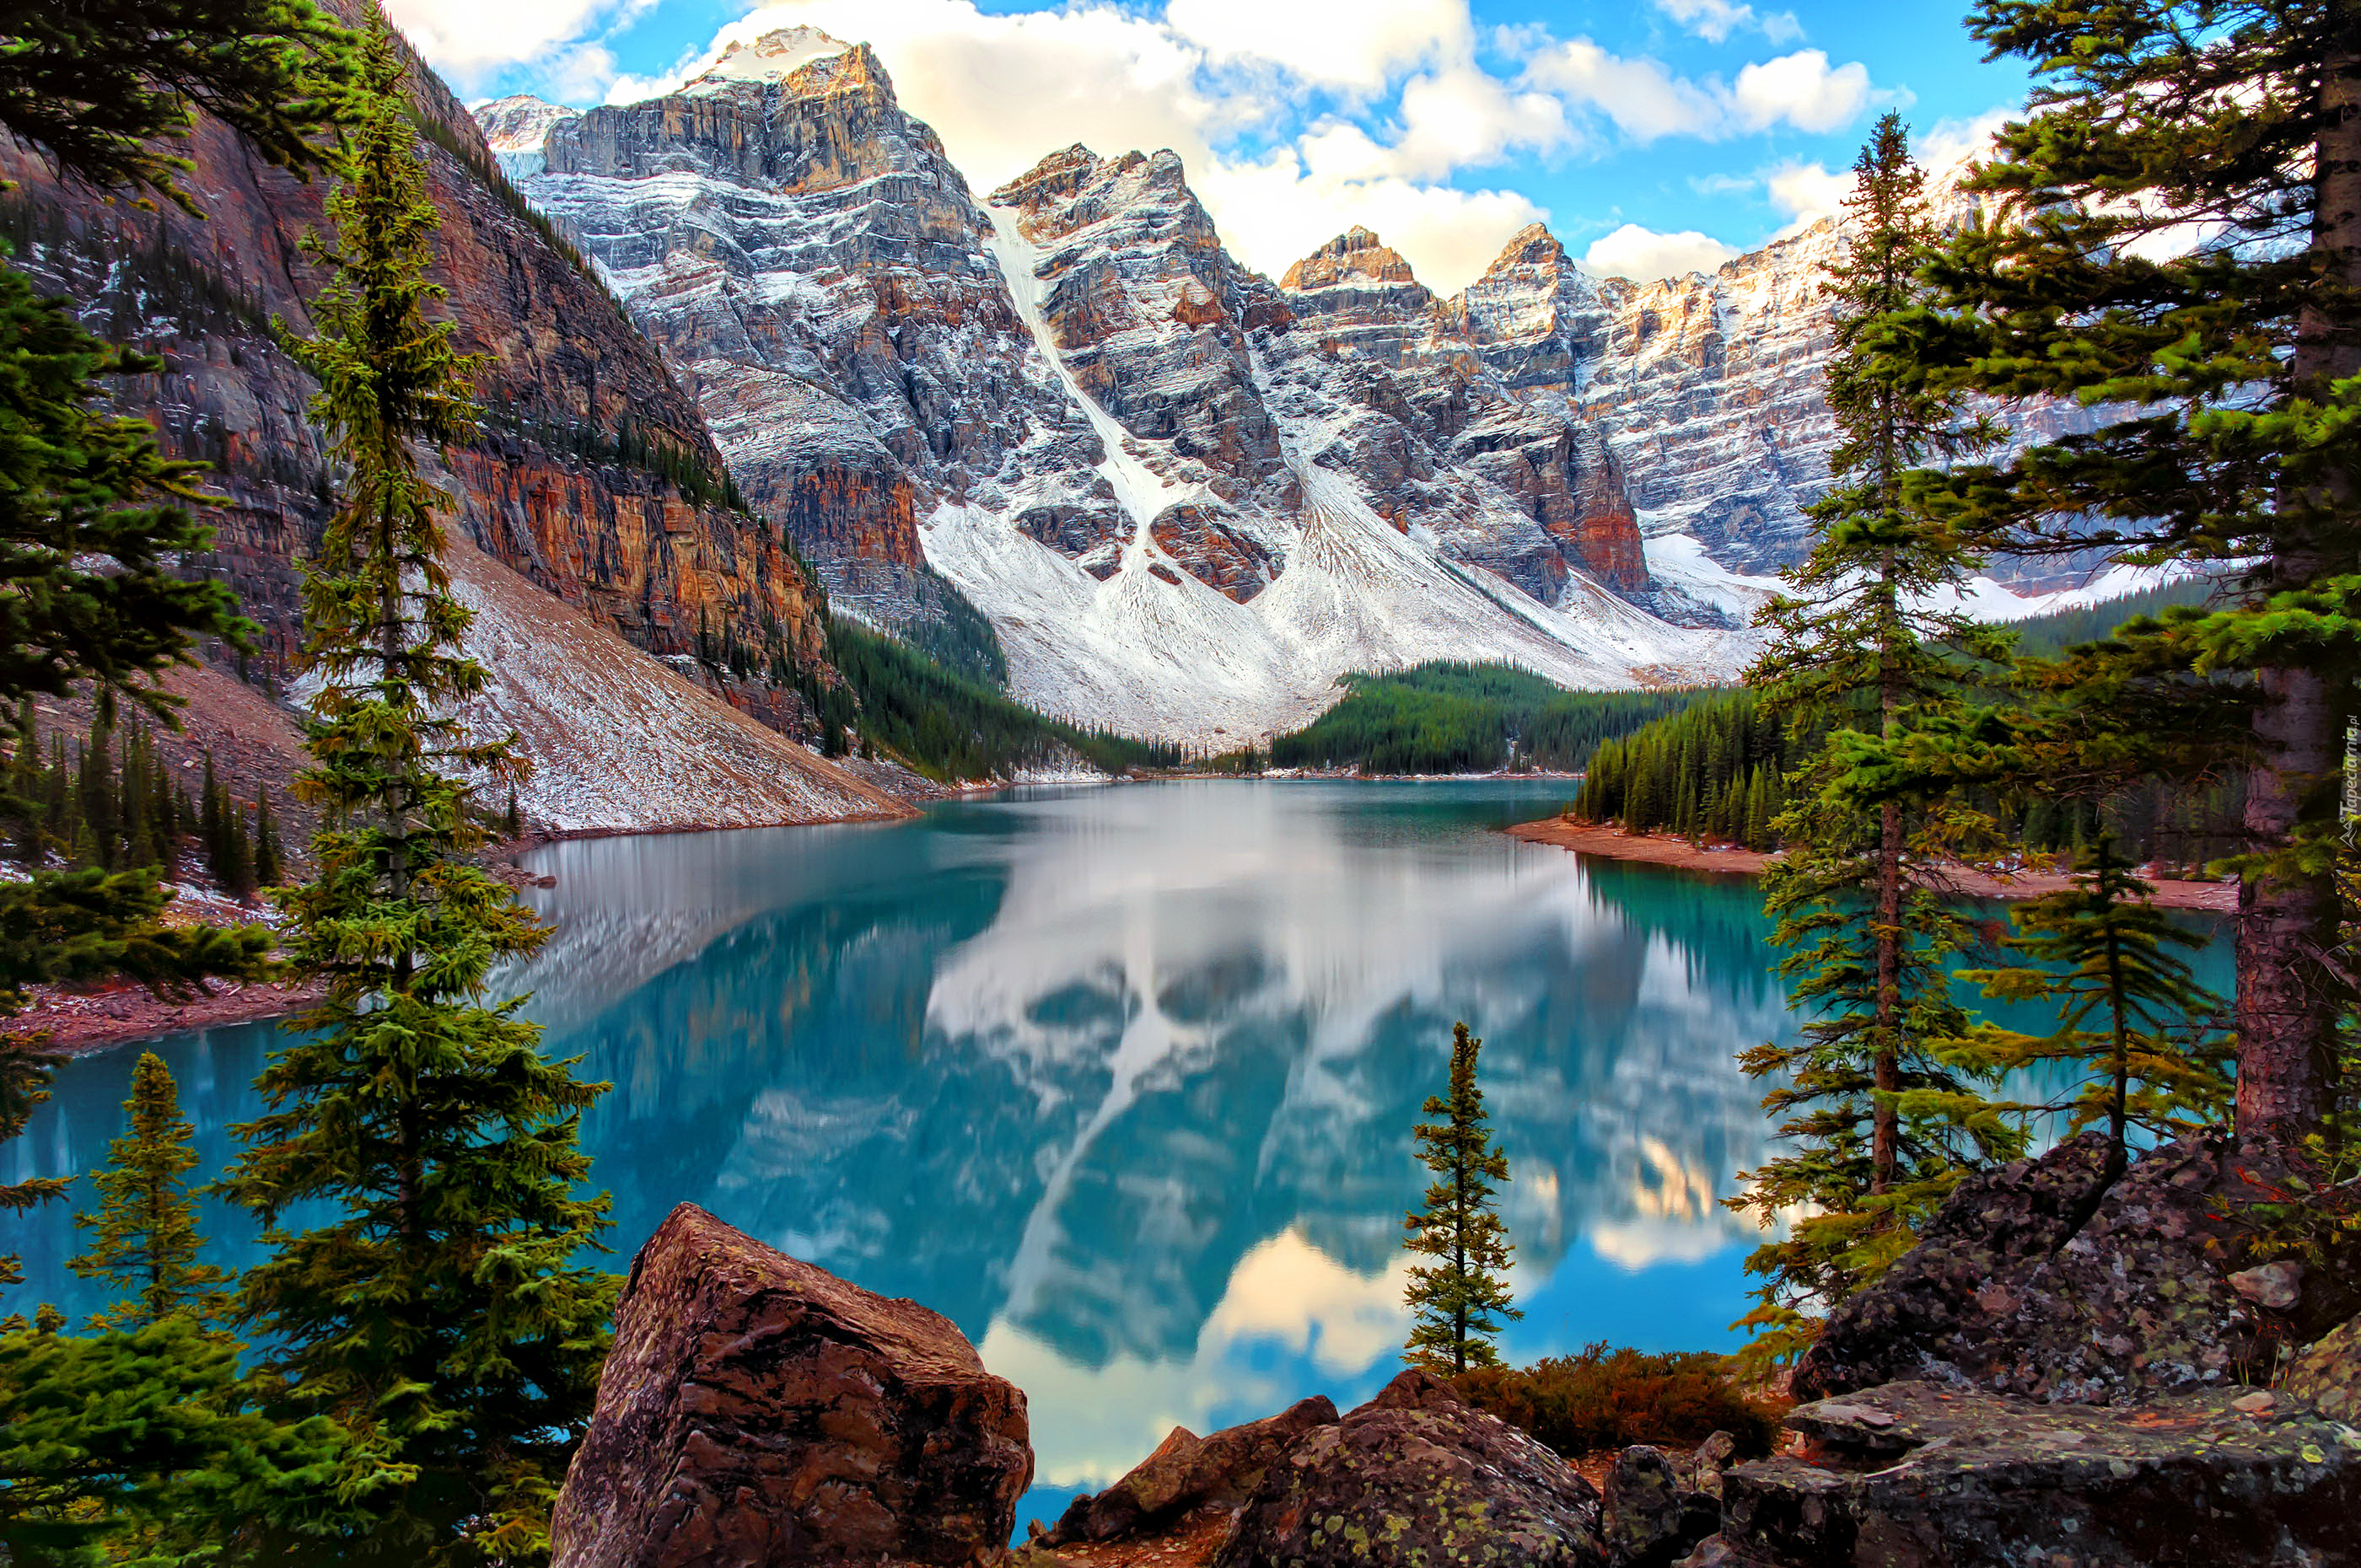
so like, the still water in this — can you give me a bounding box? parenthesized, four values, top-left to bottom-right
(3, 780, 2231, 1529)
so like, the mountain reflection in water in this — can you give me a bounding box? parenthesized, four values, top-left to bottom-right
(6, 781, 1858, 1518)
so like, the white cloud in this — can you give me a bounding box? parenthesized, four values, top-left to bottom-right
(1519, 37, 1886, 143)
(1369, 66, 1574, 180)
(1164, 0, 1466, 94)
(1654, 0, 1803, 44)
(1764, 158, 1849, 228)
(386, 0, 645, 90)
(1919, 105, 2015, 178)
(1730, 49, 1874, 133)
(1579, 223, 1737, 282)
(1197, 147, 1547, 293)
(1520, 38, 1723, 142)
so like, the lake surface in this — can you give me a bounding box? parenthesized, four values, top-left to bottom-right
(2, 781, 2232, 1531)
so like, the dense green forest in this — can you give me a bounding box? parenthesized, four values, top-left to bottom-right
(2003, 576, 2216, 658)
(1573, 688, 1793, 848)
(1573, 581, 2244, 867)
(1266, 663, 1702, 775)
(800, 615, 1181, 781)
(3, 705, 286, 899)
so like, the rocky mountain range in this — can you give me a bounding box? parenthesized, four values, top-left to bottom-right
(475, 27, 2102, 742)
(469, 31, 1814, 739)
(11, 4, 2111, 808)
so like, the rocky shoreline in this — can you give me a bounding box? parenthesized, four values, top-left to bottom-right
(543, 1131, 2361, 1568)
(1508, 818, 2240, 912)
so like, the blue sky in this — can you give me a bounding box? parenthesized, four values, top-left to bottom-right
(387, 0, 2031, 290)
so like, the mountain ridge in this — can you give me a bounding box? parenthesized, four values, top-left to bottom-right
(496, 33, 1748, 741)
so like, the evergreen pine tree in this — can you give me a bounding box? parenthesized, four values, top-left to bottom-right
(1729, 115, 2023, 1355)
(502, 787, 522, 840)
(1959, 838, 2235, 1173)
(153, 750, 184, 881)
(1402, 1022, 1520, 1374)
(0, 1315, 403, 1565)
(67, 1051, 234, 1331)
(1907, 1, 2361, 1141)
(216, 30, 618, 1563)
(7, 698, 40, 862)
(254, 787, 284, 888)
(199, 754, 224, 878)
(220, 801, 254, 902)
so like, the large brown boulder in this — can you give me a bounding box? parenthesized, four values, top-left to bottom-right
(1211, 1370, 1606, 1568)
(1699, 1380, 2361, 1568)
(551, 1204, 1031, 1568)
(1794, 1132, 2358, 1404)
(1042, 1395, 1337, 1545)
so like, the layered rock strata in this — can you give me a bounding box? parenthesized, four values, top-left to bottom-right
(551, 1203, 1031, 1568)
(531, 30, 1084, 617)
(495, 37, 1739, 739)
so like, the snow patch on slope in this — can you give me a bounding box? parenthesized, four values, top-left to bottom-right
(925, 227, 1751, 744)
(1933, 562, 2210, 622)
(442, 541, 910, 831)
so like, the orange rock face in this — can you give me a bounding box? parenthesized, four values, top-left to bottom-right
(0, 12, 827, 690)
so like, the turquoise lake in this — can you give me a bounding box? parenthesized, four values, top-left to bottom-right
(1, 780, 2233, 1532)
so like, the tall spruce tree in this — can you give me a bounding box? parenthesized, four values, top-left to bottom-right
(1907, 0, 2361, 1141)
(1730, 115, 2022, 1353)
(1402, 1022, 1519, 1374)
(1959, 839, 2235, 1173)
(67, 1052, 234, 1332)
(215, 30, 617, 1565)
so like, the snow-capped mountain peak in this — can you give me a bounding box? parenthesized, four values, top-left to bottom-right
(687, 27, 855, 94)
(470, 94, 582, 180)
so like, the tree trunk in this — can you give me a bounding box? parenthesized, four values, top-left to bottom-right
(1873, 797, 1902, 1192)
(2104, 921, 2130, 1177)
(2239, 27, 2360, 1142)
(1871, 544, 1904, 1195)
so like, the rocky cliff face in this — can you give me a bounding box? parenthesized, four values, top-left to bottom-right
(4, 35, 826, 674)
(500, 35, 1729, 739)
(530, 30, 1082, 620)
(0, 6, 880, 829)
(1267, 220, 1651, 603)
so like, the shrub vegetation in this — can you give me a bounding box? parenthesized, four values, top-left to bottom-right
(1454, 1344, 1784, 1459)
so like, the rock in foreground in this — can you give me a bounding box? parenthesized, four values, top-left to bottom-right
(1045, 1395, 1338, 1546)
(1794, 1132, 2356, 1404)
(1702, 1380, 2361, 1568)
(551, 1203, 1030, 1568)
(1213, 1370, 1606, 1568)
